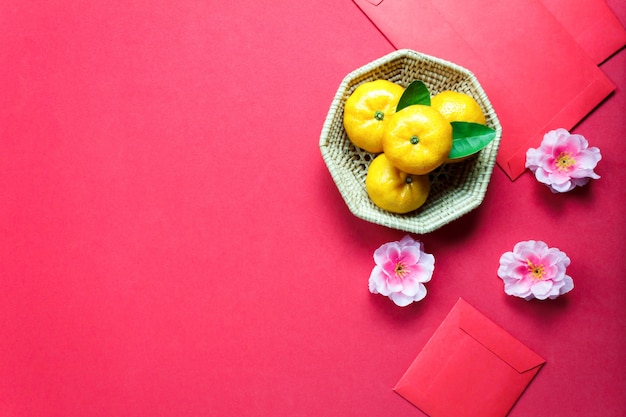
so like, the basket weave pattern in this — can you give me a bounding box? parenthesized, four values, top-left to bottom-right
(319, 49, 502, 234)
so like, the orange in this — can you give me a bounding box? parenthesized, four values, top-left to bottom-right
(365, 153, 430, 214)
(343, 80, 405, 153)
(382, 105, 453, 175)
(430, 90, 486, 125)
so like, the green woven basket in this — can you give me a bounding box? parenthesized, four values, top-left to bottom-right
(319, 49, 502, 234)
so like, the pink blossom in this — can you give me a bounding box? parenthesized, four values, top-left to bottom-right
(497, 240, 573, 301)
(526, 128, 601, 193)
(369, 235, 434, 307)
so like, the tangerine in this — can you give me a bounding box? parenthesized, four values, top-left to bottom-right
(365, 153, 430, 214)
(430, 90, 486, 125)
(382, 105, 452, 175)
(343, 80, 405, 153)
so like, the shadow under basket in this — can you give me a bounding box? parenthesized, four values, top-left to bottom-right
(319, 49, 502, 234)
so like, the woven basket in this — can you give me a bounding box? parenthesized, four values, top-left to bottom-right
(319, 49, 502, 234)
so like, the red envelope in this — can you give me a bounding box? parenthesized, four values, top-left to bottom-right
(394, 298, 545, 417)
(352, 0, 621, 180)
(540, 0, 626, 64)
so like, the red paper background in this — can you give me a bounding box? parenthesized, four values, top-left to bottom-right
(1, 1, 624, 416)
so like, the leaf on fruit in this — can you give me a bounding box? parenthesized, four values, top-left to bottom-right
(396, 80, 430, 111)
(448, 122, 496, 159)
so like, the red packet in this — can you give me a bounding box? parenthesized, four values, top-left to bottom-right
(352, 0, 619, 180)
(540, 0, 626, 64)
(394, 298, 545, 417)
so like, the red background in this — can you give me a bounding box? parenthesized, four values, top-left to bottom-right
(1, 1, 624, 416)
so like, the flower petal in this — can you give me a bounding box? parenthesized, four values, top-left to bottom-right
(413, 284, 427, 302)
(368, 266, 387, 295)
(389, 292, 415, 307)
(531, 280, 554, 300)
(559, 276, 574, 295)
(400, 280, 419, 297)
(385, 276, 404, 293)
(398, 245, 422, 266)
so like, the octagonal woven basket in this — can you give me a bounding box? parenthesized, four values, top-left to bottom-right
(319, 49, 502, 234)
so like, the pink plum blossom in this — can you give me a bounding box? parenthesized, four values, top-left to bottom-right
(369, 235, 434, 307)
(526, 128, 601, 193)
(497, 240, 573, 301)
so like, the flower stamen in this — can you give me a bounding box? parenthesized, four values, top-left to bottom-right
(395, 262, 408, 279)
(526, 259, 545, 281)
(555, 151, 576, 172)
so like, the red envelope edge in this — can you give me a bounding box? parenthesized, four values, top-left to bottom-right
(394, 298, 545, 417)
(352, 0, 617, 180)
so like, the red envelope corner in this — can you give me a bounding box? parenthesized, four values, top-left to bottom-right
(394, 298, 545, 417)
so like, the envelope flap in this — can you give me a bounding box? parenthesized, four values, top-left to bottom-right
(459, 302, 545, 373)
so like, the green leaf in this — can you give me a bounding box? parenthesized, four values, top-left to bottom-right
(396, 80, 430, 112)
(448, 122, 496, 159)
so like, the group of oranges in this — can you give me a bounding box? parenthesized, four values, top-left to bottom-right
(342, 79, 487, 214)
